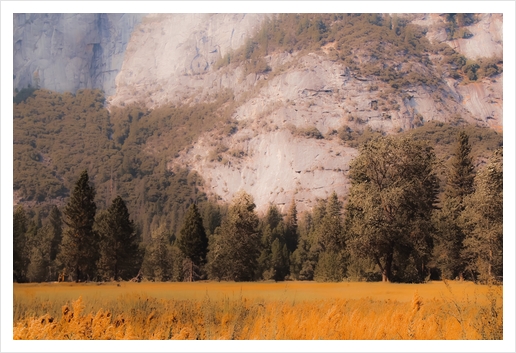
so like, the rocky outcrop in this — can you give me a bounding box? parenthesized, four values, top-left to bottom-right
(109, 13, 268, 107)
(448, 13, 503, 60)
(13, 13, 503, 213)
(175, 129, 357, 214)
(13, 13, 143, 95)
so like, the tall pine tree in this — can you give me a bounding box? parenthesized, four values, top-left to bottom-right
(460, 148, 503, 282)
(13, 205, 28, 282)
(96, 196, 140, 281)
(314, 191, 346, 282)
(206, 191, 260, 281)
(433, 131, 475, 280)
(177, 203, 208, 281)
(284, 199, 299, 254)
(58, 170, 97, 282)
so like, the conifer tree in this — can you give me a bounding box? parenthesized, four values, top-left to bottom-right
(206, 191, 260, 281)
(26, 225, 52, 282)
(318, 191, 345, 251)
(48, 206, 63, 265)
(58, 170, 97, 282)
(284, 199, 299, 254)
(96, 196, 140, 281)
(461, 148, 503, 282)
(177, 203, 208, 281)
(141, 227, 174, 281)
(446, 131, 475, 200)
(13, 205, 28, 282)
(433, 131, 475, 280)
(270, 238, 289, 281)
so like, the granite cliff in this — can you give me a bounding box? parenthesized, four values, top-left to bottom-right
(13, 13, 503, 213)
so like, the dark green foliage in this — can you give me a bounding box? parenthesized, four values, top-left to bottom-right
(460, 148, 503, 282)
(13, 86, 37, 104)
(177, 204, 208, 281)
(47, 206, 63, 264)
(313, 192, 347, 282)
(314, 251, 345, 282)
(345, 136, 439, 282)
(432, 198, 465, 280)
(270, 238, 290, 281)
(446, 131, 475, 200)
(96, 196, 141, 281)
(405, 121, 503, 166)
(26, 225, 52, 282)
(432, 131, 476, 280)
(13, 88, 236, 247)
(444, 14, 477, 40)
(13, 206, 28, 282)
(317, 192, 345, 252)
(257, 204, 289, 281)
(216, 14, 449, 89)
(206, 191, 260, 281)
(141, 227, 178, 282)
(58, 170, 98, 282)
(284, 199, 299, 254)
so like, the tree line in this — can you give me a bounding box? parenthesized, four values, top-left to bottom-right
(13, 132, 502, 283)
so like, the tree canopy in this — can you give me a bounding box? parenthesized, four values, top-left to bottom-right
(345, 136, 439, 282)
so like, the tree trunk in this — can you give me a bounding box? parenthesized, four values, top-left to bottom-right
(382, 251, 393, 282)
(488, 249, 493, 280)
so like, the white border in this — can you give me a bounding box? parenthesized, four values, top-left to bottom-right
(2, 1, 515, 352)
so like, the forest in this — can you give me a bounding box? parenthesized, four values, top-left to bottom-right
(12, 13, 503, 284)
(13, 90, 503, 283)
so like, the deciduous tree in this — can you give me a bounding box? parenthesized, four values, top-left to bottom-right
(345, 136, 439, 282)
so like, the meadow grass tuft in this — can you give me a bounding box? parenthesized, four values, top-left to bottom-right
(13, 281, 502, 340)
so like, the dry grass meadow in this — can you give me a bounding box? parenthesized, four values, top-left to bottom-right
(13, 281, 502, 340)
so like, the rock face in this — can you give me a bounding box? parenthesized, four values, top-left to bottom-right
(13, 13, 504, 213)
(175, 129, 357, 213)
(13, 13, 143, 95)
(109, 13, 268, 107)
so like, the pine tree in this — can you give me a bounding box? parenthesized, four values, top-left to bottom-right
(257, 204, 287, 280)
(446, 131, 475, 201)
(270, 238, 289, 281)
(48, 206, 63, 264)
(206, 191, 260, 281)
(284, 199, 299, 254)
(58, 170, 98, 282)
(96, 196, 140, 281)
(461, 148, 503, 282)
(318, 191, 345, 251)
(314, 192, 346, 282)
(141, 226, 177, 281)
(434, 131, 475, 280)
(13, 205, 28, 282)
(177, 203, 208, 281)
(26, 225, 52, 282)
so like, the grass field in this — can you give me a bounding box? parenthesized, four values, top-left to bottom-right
(13, 281, 502, 340)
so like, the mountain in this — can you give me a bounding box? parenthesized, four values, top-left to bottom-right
(13, 13, 144, 95)
(13, 13, 503, 217)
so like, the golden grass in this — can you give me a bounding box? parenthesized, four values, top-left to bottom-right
(13, 281, 502, 340)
